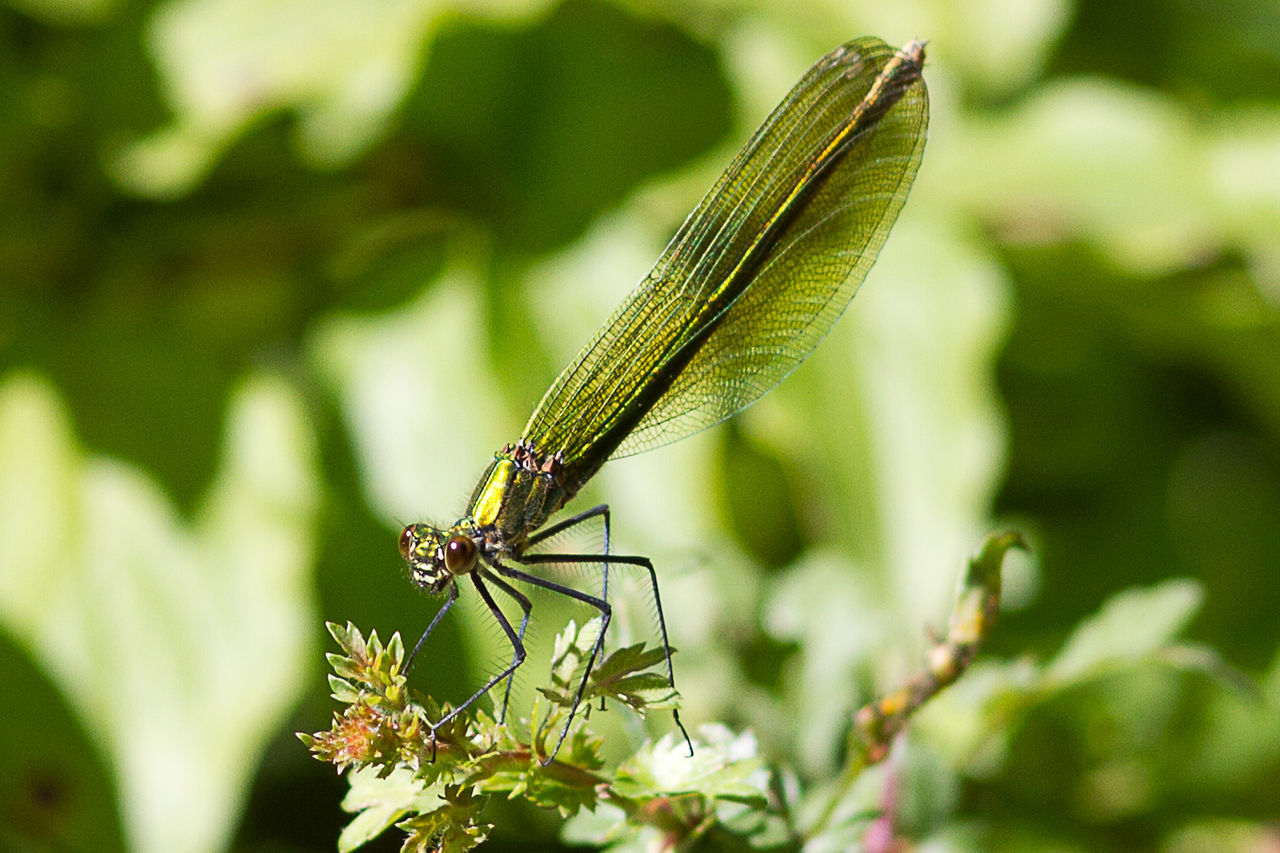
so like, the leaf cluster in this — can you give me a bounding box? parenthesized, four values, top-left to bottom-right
(303, 532, 1024, 851)
(301, 619, 772, 852)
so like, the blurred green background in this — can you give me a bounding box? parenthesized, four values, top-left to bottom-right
(2, 0, 1278, 851)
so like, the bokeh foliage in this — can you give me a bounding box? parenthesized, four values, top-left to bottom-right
(2, 0, 1278, 851)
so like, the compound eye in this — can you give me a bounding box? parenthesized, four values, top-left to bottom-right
(443, 536, 477, 574)
(398, 526, 416, 560)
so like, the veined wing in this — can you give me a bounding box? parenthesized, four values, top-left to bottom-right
(523, 38, 928, 479)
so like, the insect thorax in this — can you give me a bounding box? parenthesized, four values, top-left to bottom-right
(467, 439, 570, 547)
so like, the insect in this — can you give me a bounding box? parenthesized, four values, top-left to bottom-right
(399, 36, 929, 761)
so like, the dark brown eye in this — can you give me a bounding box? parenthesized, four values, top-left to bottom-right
(443, 536, 477, 574)
(398, 526, 416, 560)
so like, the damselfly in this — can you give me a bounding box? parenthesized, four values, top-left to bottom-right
(399, 36, 929, 762)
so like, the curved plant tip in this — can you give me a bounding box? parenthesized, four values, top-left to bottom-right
(854, 529, 1022, 760)
(807, 529, 1024, 840)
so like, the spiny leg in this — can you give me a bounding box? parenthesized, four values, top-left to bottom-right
(480, 569, 532, 724)
(522, 550, 691, 756)
(407, 582, 459, 671)
(425, 572, 526, 759)
(524, 503, 613, 605)
(524, 504, 614, 708)
(594, 550, 693, 756)
(495, 558, 611, 764)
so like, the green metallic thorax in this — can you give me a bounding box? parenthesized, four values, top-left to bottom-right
(466, 441, 570, 551)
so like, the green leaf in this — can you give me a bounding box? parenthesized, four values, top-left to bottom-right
(328, 621, 364, 658)
(559, 724, 606, 773)
(0, 373, 319, 853)
(589, 641, 668, 684)
(386, 632, 406, 670)
(602, 673, 680, 711)
(586, 641, 679, 711)
(1047, 578, 1205, 683)
(339, 807, 408, 853)
(115, 0, 511, 196)
(328, 653, 365, 682)
(536, 620, 679, 719)
(556, 618, 602, 686)
(338, 767, 443, 853)
(396, 787, 490, 853)
(521, 769, 601, 817)
(613, 725, 765, 804)
(328, 675, 361, 703)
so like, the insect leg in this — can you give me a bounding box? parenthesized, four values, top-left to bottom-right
(524, 503, 612, 605)
(494, 558, 611, 764)
(479, 569, 532, 724)
(407, 581, 459, 671)
(521, 550, 692, 757)
(525, 505, 615, 684)
(424, 572, 526, 757)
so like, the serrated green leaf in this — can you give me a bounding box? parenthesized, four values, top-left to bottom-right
(328, 653, 365, 683)
(536, 685, 573, 708)
(364, 629, 386, 658)
(328, 621, 360, 654)
(396, 788, 490, 853)
(387, 632, 406, 670)
(549, 618, 581, 662)
(401, 820, 490, 853)
(565, 635, 680, 713)
(604, 673, 679, 711)
(342, 766, 439, 813)
(329, 675, 361, 703)
(522, 767, 600, 816)
(472, 768, 527, 798)
(589, 642, 667, 684)
(562, 725, 606, 770)
(547, 618, 603, 688)
(337, 766, 447, 852)
(338, 805, 408, 853)
(339, 621, 370, 661)
(613, 725, 765, 803)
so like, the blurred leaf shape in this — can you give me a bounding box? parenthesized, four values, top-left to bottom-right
(1046, 578, 1203, 683)
(1165, 820, 1280, 853)
(946, 77, 1280, 287)
(309, 262, 510, 524)
(115, 0, 552, 197)
(0, 371, 319, 853)
(913, 574, 1280, 841)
